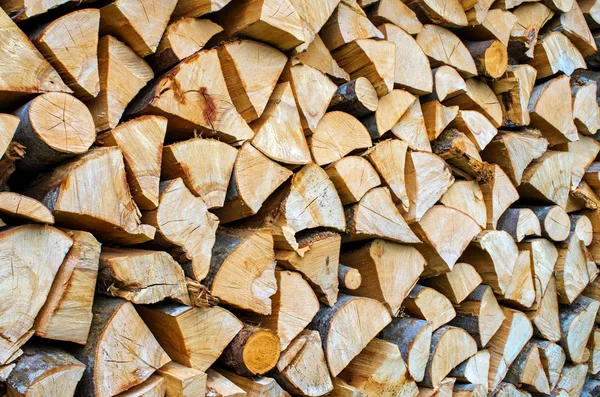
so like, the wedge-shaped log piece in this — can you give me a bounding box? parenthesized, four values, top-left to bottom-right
(364, 139, 409, 210)
(320, 3, 383, 52)
(150, 18, 223, 72)
(519, 151, 573, 209)
(378, 23, 432, 96)
(528, 32, 586, 79)
(421, 262, 482, 305)
(0, 192, 53, 224)
(547, 1, 597, 57)
(510, 3, 555, 59)
(73, 297, 170, 397)
(26, 147, 155, 244)
(128, 48, 252, 145)
(281, 62, 337, 132)
(588, 328, 600, 375)
(462, 230, 519, 295)
(158, 363, 206, 397)
(440, 180, 486, 230)
(215, 369, 287, 397)
(416, 25, 477, 78)
(497, 208, 541, 242)
(464, 9, 516, 47)
(465, 39, 508, 79)
(501, 250, 536, 309)
(332, 39, 395, 97)
(560, 295, 600, 363)
(582, 209, 600, 264)
(118, 375, 166, 397)
(448, 110, 497, 151)
(404, 285, 456, 330)
(288, 0, 340, 53)
(218, 40, 287, 123)
(220, 326, 280, 376)
(379, 318, 432, 383)
(505, 343, 550, 394)
(12, 92, 95, 173)
(413, 205, 481, 278)
(204, 228, 276, 315)
(309, 295, 391, 376)
(311, 111, 371, 166)
(326, 157, 380, 205)
(217, 0, 304, 51)
(555, 364, 588, 397)
(422, 101, 458, 141)
(425, 66, 467, 103)
(492, 65, 537, 127)
(571, 78, 600, 135)
(341, 239, 425, 316)
(449, 350, 490, 389)
(569, 215, 593, 246)
(555, 134, 600, 189)
(345, 187, 420, 244)
(162, 138, 237, 210)
(404, 152, 454, 223)
(450, 285, 505, 349)
(274, 330, 333, 396)
(419, 377, 455, 397)
(6, 346, 85, 397)
(215, 143, 292, 223)
(98, 115, 166, 210)
(479, 165, 519, 230)
(532, 339, 566, 390)
(368, 0, 422, 35)
(293, 34, 349, 82)
(528, 206, 571, 242)
(422, 326, 477, 388)
(100, 0, 177, 57)
(362, 89, 415, 139)
(444, 78, 503, 128)
(206, 369, 245, 397)
(34, 230, 99, 345)
(567, 180, 600, 212)
(556, 237, 591, 304)
(486, 307, 534, 390)
(0, 8, 69, 107)
(581, 0, 600, 28)
(0, 226, 72, 365)
(98, 247, 190, 305)
(528, 76, 578, 144)
(528, 275, 561, 341)
(404, 0, 468, 27)
(251, 82, 311, 165)
(87, 36, 153, 133)
(275, 232, 340, 306)
(0, 114, 17, 160)
(432, 128, 483, 178)
(171, 0, 231, 19)
(388, 103, 431, 152)
(143, 178, 218, 280)
(0, 142, 24, 188)
(480, 129, 548, 186)
(461, 0, 495, 24)
(31, 9, 100, 99)
(328, 77, 377, 118)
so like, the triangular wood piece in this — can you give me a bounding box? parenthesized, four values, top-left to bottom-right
(403, 285, 456, 330)
(505, 344, 551, 394)
(0, 192, 53, 224)
(0, 114, 19, 160)
(31, 9, 100, 100)
(518, 151, 573, 209)
(363, 89, 415, 139)
(497, 208, 542, 242)
(251, 82, 311, 165)
(290, 0, 341, 53)
(218, 40, 287, 123)
(492, 64, 537, 127)
(367, 0, 423, 35)
(444, 78, 503, 128)
(554, 134, 600, 189)
(441, 180, 487, 229)
(320, 2, 383, 51)
(527, 276, 561, 342)
(529, 32, 586, 79)
(171, 0, 233, 19)
(391, 100, 432, 152)
(449, 110, 497, 151)
(501, 250, 536, 309)
(480, 164, 519, 229)
(364, 139, 410, 210)
(422, 100, 459, 141)
(422, 262, 482, 305)
(548, 1, 597, 56)
(572, 77, 600, 135)
(293, 34, 349, 82)
(510, 3, 555, 58)
(416, 24, 477, 78)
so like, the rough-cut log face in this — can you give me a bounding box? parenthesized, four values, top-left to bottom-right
(519, 151, 573, 209)
(364, 139, 410, 210)
(294, 34, 349, 82)
(171, 0, 232, 19)
(440, 180, 487, 229)
(326, 156, 381, 204)
(289, 0, 340, 54)
(404, 285, 456, 330)
(0, 114, 18, 159)
(421, 262, 482, 305)
(0, 192, 54, 224)
(445, 78, 504, 128)
(560, 295, 600, 364)
(320, 3, 383, 52)
(416, 24, 477, 77)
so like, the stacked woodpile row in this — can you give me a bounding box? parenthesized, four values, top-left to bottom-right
(4, 0, 600, 396)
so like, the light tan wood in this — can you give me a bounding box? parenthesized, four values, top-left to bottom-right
(320, 3, 383, 52)
(567, 180, 600, 212)
(568, 214, 594, 246)
(206, 369, 245, 397)
(418, 377, 455, 397)
(220, 326, 280, 376)
(571, 77, 600, 136)
(465, 9, 517, 46)
(404, 0, 468, 27)
(461, 0, 495, 24)
(492, 65, 537, 127)
(422, 101, 458, 141)
(0, 114, 18, 161)
(504, 343, 550, 394)
(338, 265, 361, 291)
(214, 369, 288, 397)
(527, 206, 571, 242)
(362, 89, 416, 140)
(432, 127, 484, 178)
(501, 250, 536, 309)
(363, 139, 409, 210)
(547, 1, 597, 57)
(555, 135, 600, 189)
(453, 383, 487, 397)
(588, 327, 600, 375)
(479, 164, 519, 230)
(444, 78, 503, 128)
(326, 156, 380, 205)
(87, 35, 153, 133)
(560, 295, 600, 364)
(0, 192, 53, 224)
(440, 180, 486, 229)
(171, 0, 232, 19)
(417, 25, 477, 78)
(528, 274, 561, 341)
(465, 39, 508, 79)
(288, 0, 340, 54)
(533, 340, 566, 390)
(98, 115, 166, 210)
(73, 297, 170, 397)
(143, 178, 218, 281)
(117, 375, 166, 397)
(529, 32, 586, 79)
(448, 110, 497, 151)
(497, 208, 541, 242)
(556, 237, 591, 304)
(426, 66, 467, 102)
(390, 100, 431, 153)
(421, 262, 482, 305)
(342, 239, 425, 315)
(449, 350, 490, 389)
(293, 34, 349, 82)
(518, 151, 573, 209)
(157, 361, 206, 397)
(328, 78, 377, 118)
(510, 3, 554, 59)
(556, 364, 588, 397)
(404, 285, 456, 330)
(368, 0, 422, 34)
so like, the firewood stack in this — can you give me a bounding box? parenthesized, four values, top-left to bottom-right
(3, 0, 600, 396)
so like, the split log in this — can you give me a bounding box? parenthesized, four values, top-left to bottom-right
(142, 178, 218, 281)
(204, 228, 276, 315)
(338, 265, 361, 291)
(528, 76, 578, 145)
(30, 9, 100, 99)
(12, 92, 95, 173)
(362, 89, 415, 140)
(413, 205, 481, 277)
(0, 192, 53, 224)
(421, 325, 478, 388)
(0, 114, 18, 161)
(310, 111, 372, 166)
(504, 343, 551, 395)
(344, 187, 420, 243)
(366, 0, 423, 35)
(571, 77, 600, 135)
(217, 40, 287, 123)
(555, 135, 600, 189)
(588, 328, 600, 375)
(518, 151, 573, 209)
(332, 39, 396, 97)
(162, 138, 237, 210)
(150, 18, 222, 72)
(465, 9, 517, 47)
(403, 284, 455, 330)
(338, 338, 418, 396)
(214, 143, 292, 223)
(461, 0, 495, 24)
(292, 34, 350, 82)
(309, 294, 391, 376)
(440, 180, 487, 229)
(34, 230, 100, 345)
(547, 1, 597, 57)
(449, 350, 490, 389)
(450, 285, 505, 348)
(567, 181, 600, 212)
(527, 206, 571, 242)
(341, 239, 425, 315)
(528, 32, 586, 79)
(492, 65, 537, 127)
(378, 23, 432, 95)
(569, 215, 593, 246)
(418, 378, 455, 397)
(327, 78, 378, 118)
(444, 78, 503, 128)
(138, 303, 243, 372)
(6, 346, 85, 397)
(453, 383, 487, 397)
(527, 276, 561, 342)
(156, 362, 206, 397)
(425, 66, 467, 102)
(421, 262, 482, 304)
(422, 101, 458, 141)
(509, 3, 555, 59)
(220, 326, 280, 376)
(379, 317, 432, 382)
(416, 24, 477, 78)
(99, 0, 177, 57)
(97, 247, 190, 305)
(87, 35, 153, 133)
(363, 139, 409, 210)
(489, 383, 529, 396)
(581, 0, 600, 28)
(289, 0, 340, 54)
(465, 39, 508, 79)
(389, 100, 431, 153)
(559, 295, 600, 363)
(556, 237, 590, 304)
(497, 208, 541, 242)
(98, 115, 166, 210)
(499, 250, 536, 309)
(171, 0, 232, 19)
(0, 8, 70, 107)
(555, 364, 588, 397)
(72, 297, 171, 397)
(326, 157, 381, 205)
(480, 129, 548, 186)
(205, 369, 245, 397)
(533, 339, 566, 389)
(320, 3, 383, 52)
(404, 0, 468, 28)
(542, 0, 575, 12)
(330, 378, 363, 397)
(273, 330, 333, 396)
(214, 369, 288, 397)
(431, 128, 483, 178)
(275, 231, 340, 306)
(447, 110, 497, 151)
(118, 375, 166, 397)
